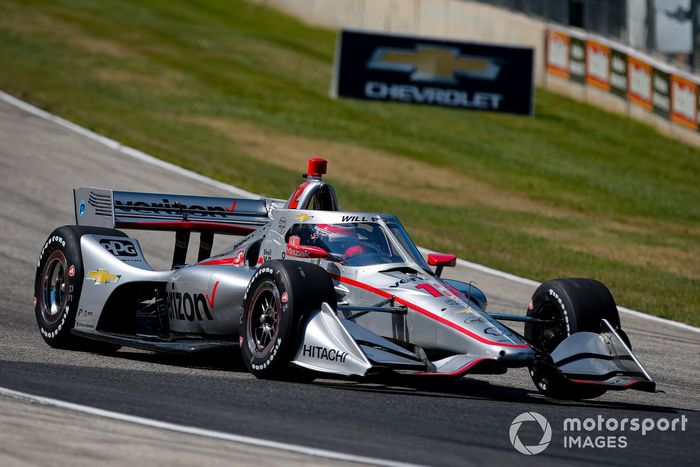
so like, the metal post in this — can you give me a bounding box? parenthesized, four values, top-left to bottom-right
(172, 230, 190, 269)
(645, 0, 656, 51)
(692, 0, 700, 70)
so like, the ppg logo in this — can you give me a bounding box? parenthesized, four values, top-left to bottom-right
(100, 239, 138, 257)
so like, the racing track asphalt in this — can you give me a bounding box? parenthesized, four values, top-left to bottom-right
(0, 97, 698, 466)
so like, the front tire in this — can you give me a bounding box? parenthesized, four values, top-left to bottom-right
(240, 260, 336, 380)
(524, 278, 623, 400)
(34, 225, 123, 353)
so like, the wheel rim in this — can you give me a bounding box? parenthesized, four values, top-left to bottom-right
(40, 251, 69, 324)
(533, 302, 567, 353)
(246, 282, 281, 358)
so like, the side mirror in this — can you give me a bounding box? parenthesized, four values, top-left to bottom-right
(427, 253, 456, 277)
(286, 235, 329, 259)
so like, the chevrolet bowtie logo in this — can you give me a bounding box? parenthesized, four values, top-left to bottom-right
(87, 269, 120, 285)
(367, 45, 501, 84)
(295, 213, 314, 222)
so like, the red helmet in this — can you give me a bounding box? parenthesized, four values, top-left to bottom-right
(313, 224, 365, 260)
(314, 223, 356, 240)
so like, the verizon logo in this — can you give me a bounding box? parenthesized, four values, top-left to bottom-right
(115, 199, 237, 218)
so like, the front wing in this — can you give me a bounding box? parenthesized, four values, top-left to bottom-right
(291, 304, 656, 393)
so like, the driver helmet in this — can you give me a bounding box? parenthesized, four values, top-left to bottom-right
(313, 224, 365, 259)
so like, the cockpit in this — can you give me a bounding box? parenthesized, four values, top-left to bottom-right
(286, 216, 432, 271)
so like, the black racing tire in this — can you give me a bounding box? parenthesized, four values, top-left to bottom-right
(240, 260, 336, 380)
(34, 225, 123, 353)
(524, 278, 623, 400)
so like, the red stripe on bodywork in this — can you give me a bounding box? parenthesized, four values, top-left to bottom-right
(570, 378, 641, 388)
(117, 221, 256, 235)
(412, 357, 490, 376)
(199, 257, 238, 266)
(332, 275, 529, 349)
(288, 182, 309, 209)
(200, 250, 245, 266)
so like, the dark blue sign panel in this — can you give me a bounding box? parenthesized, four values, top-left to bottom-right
(332, 29, 534, 115)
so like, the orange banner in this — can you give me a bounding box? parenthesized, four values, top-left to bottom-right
(670, 75, 698, 130)
(546, 30, 570, 79)
(585, 40, 610, 91)
(627, 57, 653, 110)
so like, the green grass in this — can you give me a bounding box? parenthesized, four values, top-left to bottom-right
(1, 0, 698, 325)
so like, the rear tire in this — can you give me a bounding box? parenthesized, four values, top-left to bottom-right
(240, 260, 336, 380)
(524, 278, 623, 400)
(35, 225, 123, 353)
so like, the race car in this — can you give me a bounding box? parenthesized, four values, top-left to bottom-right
(34, 158, 656, 400)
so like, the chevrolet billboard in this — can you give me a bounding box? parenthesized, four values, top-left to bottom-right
(331, 30, 534, 115)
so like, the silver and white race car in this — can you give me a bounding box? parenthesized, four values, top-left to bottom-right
(34, 158, 656, 399)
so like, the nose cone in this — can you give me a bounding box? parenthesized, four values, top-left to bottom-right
(498, 344, 536, 365)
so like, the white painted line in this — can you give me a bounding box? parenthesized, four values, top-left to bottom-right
(615, 305, 700, 333)
(2, 90, 698, 334)
(0, 386, 421, 467)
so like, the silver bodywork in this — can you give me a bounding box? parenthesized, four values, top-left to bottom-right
(75, 235, 253, 337)
(64, 167, 655, 390)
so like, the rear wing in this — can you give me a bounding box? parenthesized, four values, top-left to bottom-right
(74, 187, 271, 233)
(74, 187, 272, 266)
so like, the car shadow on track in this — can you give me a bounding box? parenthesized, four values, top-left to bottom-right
(110, 348, 247, 372)
(310, 377, 692, 415)
(106, 349, 690, 415)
